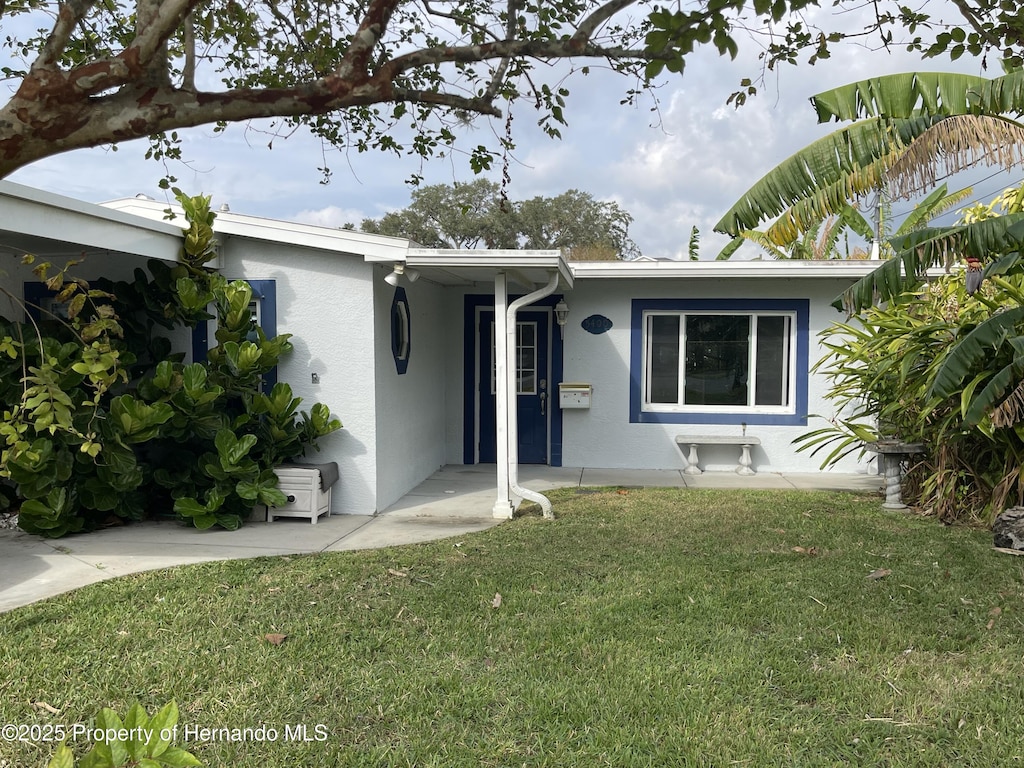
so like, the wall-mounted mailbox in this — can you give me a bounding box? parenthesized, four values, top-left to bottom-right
(559, 383, 592, 409)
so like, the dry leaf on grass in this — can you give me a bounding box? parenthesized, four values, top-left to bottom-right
(866, 568, 892, 580)
(987, 607, 1002, 630)
(491, 592, 502, 609)
(265, 633, 287, 645)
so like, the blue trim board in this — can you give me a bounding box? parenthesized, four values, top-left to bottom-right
(462, 293, 565, 467)
(629, 298, 809, 426)
(390, 286, 410, 375)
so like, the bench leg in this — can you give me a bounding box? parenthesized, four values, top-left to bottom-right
(736, 444, 756, 476)
(682, 443, 703, 475)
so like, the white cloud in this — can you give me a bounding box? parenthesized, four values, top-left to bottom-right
(293, 205, 369, 229)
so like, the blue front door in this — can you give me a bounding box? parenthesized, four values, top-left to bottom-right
(479, 309, 550, 464)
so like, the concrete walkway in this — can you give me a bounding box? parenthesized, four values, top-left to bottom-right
(0, 465, 882, 612)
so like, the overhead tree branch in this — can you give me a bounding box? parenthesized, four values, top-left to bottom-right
(337, 0, 401, 80)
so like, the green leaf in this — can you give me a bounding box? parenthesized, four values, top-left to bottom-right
(930, 308, 1024, 398)
(145, 701, 178, 758)
(95, 708, 129, 766)
(155, 746, 203, 767)
(110, 395, 174, 442)
(173, 497, 208, 518)
(192, 513, 218, 530)
(46, 744, 76, 768)
(215, 429, 258, 467)
(123, 702, 148, 761)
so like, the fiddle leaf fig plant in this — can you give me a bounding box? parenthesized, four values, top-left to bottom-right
(1, 190, 342, 536)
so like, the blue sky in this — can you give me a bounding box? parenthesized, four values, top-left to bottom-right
(8, 10, 1018, 260)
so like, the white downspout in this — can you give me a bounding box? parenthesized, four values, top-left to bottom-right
(505, 269, 560, 520)
(492, 273, 514, 519)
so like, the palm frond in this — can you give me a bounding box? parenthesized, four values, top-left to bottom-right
(837, 204, 876, 242)
(714, 237, 745, 260)
(811, 72, 995, 123)
(735, 229, 790, 259)
(761, 157, 891, 245)
(964, 356, 1024, 426)
(888, 115, 1024, 198)
(831, 251, 926, 313)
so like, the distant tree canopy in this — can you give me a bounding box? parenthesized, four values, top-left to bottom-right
(0, 0, 1021, 180)
(358, 180, 640, 260)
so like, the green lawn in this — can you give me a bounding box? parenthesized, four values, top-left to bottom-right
(2, 488, 1023, 767)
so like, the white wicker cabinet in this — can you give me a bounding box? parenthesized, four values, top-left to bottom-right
(268, 466, 332, 523)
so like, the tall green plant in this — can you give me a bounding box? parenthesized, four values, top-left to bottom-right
(0, 192, 342, 536)
(798, 272, 1024, 522)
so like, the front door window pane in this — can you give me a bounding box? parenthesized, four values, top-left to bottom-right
(517, 321, 537, 395)
(490, 319, 539, 395)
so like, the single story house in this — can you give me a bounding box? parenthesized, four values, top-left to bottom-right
(0, 180, 882, 519)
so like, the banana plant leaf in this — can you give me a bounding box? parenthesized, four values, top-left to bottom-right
(929, 308, 1024, 398)
(836, 215, 1024, 313)
(810, 72, 1016, 122)
(715, 116, 945, 236)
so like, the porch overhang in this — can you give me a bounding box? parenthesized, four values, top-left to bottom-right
(367, 248, 574, 290)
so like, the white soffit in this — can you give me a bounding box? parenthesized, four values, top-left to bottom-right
(0, 181, 182, 261)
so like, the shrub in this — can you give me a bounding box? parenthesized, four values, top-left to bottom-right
(798, 270, 1024, 524)
(0, 193, 341, 536)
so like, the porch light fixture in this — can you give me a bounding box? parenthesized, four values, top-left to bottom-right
(554, 299, 570, 338)
(384, 263, 420, 286)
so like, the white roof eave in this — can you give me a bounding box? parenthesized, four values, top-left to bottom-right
(102, 198, 414, 260)
(569, 259, 893, 279)
(0, 181, 183, 262)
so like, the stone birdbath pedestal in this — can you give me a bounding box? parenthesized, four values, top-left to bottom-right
(866, 440, 926, 510)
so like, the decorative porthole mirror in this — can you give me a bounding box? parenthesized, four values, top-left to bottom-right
(391, 287, 411, 374)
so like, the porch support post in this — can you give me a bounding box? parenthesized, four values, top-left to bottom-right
(492, 272, 515, 519)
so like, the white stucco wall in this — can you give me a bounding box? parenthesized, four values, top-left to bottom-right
(439, 275, 874, 474)
(558, 276, 870, 473)
(371, 266, 449, 511)
(220, 239, 380, 515)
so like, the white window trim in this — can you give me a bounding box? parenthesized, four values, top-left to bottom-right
(641, 309, 797, 415)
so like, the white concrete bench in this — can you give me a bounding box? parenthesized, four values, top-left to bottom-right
(676, 435, 761, 476)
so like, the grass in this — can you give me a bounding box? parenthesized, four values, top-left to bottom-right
(2, 487, 1024, 767)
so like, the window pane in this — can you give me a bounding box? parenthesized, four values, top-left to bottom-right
(516, 321, 537, 395)
(648, 315, 680, 403)
(754, 315, 788, 406)
(684, 315, 749, 406)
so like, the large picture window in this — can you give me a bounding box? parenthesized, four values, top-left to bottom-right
(630, 299, 809, 425)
